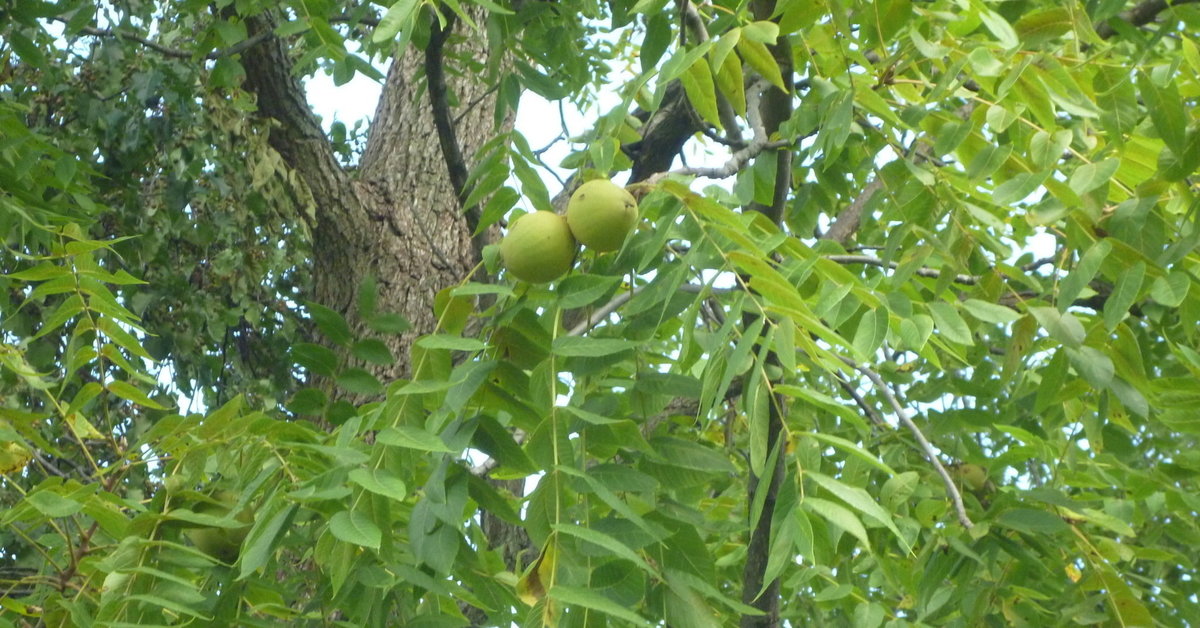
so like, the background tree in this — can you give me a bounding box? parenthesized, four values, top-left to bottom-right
(2, 0, 1199, 626)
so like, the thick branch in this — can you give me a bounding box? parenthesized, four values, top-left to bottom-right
(625, 81, 703, 183)
(424, 15, 484, 255)
(239, 11, 352, 225)
(740, 14, 792, 624)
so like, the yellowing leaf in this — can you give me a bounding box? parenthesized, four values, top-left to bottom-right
(736, 38, 787, 91)
(517, 540, 557, 606)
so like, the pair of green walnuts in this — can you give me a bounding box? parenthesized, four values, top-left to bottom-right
(500, 179, 638, 283)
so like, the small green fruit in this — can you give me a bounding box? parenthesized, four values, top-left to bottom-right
(500, 211, 577, 283)
(956, 464, 989, 492)
(566, 179, 638, 252)
(183, 490, 253, 562)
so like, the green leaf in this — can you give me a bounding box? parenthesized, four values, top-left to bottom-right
(127, 594, 210, 621)
(549, 585, 653, 626)
(368, 312, 412, 334)
(680, 57, 722, 129)
(995, 508, 1069, 535)
(1068, 159, 1120, 196)
(647, 436, 736, 473)
(806, 472, 906, 548)
(800, 432, 895, 476)
(106, 380, 168, 410)
(553, 523, 657, 576)
(349, 468, 408, 501)
(1137, 70, 1187, 154)
(291, 343, 339, 376)
(239, 503, 297, 579)
(1103, 258, 1144, 329)
(1029, 306, 1085, 347)
(1066, 346, 1114, 388)
(336, 368, 384, 396)
(306, 302, 353, 346)
(927, 301, 974, 345)
(974, 2, 1018, 48)
(26, 490, 83, 518)
(804, 497, 871, 550)
(1014, 7, 1073, 47)
(373, 0, 421, 43)
(377, 426, 454, 453)
(742, 21, 779, 44)
(415, 334, 486, 352)
(551, 336, 636, 357)
(352, 339, 395, 366)
(1150, 272, 1189, 307)
(961, 299, 1020, 324)
(736, 38, 787, 91)
(329, 509, 381, 550)
(1058, 239, 1111, 311)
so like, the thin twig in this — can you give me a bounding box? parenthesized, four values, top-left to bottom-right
(850, 359, 974, 528)
(824, 254, 979, 285)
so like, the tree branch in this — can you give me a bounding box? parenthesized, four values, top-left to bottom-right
(1094, 0, 1200, 39)
(825, 254, 979, 285)
(424, 15, 484, 258)
(851, 359, 975, 529)
(52, 13, 379, 61)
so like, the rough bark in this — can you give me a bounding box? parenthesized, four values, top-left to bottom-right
(241, 10, 501, 393)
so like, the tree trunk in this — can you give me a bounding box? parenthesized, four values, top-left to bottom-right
(241, 11, 500, 388)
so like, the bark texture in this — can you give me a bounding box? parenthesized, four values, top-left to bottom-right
(241, 10, 502, 391)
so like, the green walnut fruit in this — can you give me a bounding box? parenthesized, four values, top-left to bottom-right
(183, 491, 253, 562)
(566, 179, 638, 252)
(955, 463, 989, 492)
(500, 210, 577, 283)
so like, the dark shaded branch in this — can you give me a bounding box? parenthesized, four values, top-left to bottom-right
(740, 7, 791, 624)
(1095, 0, 1200, 39)
(625, 81, 703, 184)
(424, 15, 484, 255)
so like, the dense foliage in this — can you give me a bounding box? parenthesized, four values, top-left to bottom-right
(3, 0, 1199, 626)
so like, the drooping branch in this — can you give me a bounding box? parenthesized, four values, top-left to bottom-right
(824, 177, 883, 245)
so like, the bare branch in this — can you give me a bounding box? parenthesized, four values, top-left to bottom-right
(824, 254, 979, 285)
(850, 359, 975, 529)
